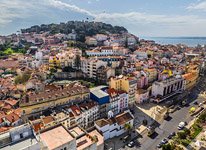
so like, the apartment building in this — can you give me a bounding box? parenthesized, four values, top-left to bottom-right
(81, 59, 107, 79)
(152, 76, 184, 103)
(95, 110, 134, 140)
(110, 75, 137, 107)
(106, 88, 129, 116)
(20, 83, 90, 116)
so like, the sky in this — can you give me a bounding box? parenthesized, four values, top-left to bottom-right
(1, 0, 206, 37)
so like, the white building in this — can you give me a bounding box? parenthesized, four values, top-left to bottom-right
(81, 59, 107, 78)
(107, 88, 129, 116)
(135, 89, 149, 104)
(152, 76, 184, 103)
(95, 110, 134, 140)
(69, 101, 100, 129)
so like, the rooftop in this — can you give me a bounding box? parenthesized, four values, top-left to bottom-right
(1, 136, 39, 150)
(91, 89, 109, 99)
(40, 125, 74, 150)
(95, 119, 109, 127)
(76, 134, 94, 150)
(88, 129, 104, 147)
(69, 126, 85, 138)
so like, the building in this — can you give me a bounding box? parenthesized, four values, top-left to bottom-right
(182, 72, 199, 90)
(135, 89, 149, 104)
(144, 68, 158, 83)
(107, 88, 128, 116)
(85, 37, 98, 46)
(81, 59, 107, 79)
(20, 83, 90, 117)
(69, 101, 99, 129)
(69, 125, 104, 150)
(90, 86, 109, 118)
(151, 76, 184, 103)
(110, 75, 137, 107)
(95, 110, 134, 140)
(0, 123, 41, 150)
(40, 125, 76, 150)
(96, 66, 115, 84)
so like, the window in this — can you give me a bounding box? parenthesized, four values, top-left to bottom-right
(20, 133, 23, 139)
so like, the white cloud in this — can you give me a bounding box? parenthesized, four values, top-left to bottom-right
(47, 0, 94, 16)
(187, 1, 206, 11)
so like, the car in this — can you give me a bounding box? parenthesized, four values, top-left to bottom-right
(161, 138, 168, 144)
(193, 101, 198, 105)
(123, 135, 131, 143)
(168, 132, 176, 139)
(127, 141, 135, 148)
(199, 103, 203, 106)
(157, 143, 163, 148)
(178, 122, 186, 130)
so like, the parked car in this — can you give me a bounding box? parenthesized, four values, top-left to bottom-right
(123, 135, 131, 143)
(193, 101, 198, 105)
(178, 122, 186, 130)
(157, 143, 163, 148)
(168, 132, 176, 139)
(127, 141, 135, 148)
(161, 138, 168, 144)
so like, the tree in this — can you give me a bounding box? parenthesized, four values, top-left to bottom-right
(177, 131, 187, 139)
(75, 55, 81, 70)
(162, 143, 175, 150)
(124, 123, 132, 134)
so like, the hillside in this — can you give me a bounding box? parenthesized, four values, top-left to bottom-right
(21, 21, 128, 42)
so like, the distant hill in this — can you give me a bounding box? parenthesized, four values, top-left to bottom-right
(21, 21, 128, 42)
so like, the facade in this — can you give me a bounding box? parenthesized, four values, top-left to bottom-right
(90, 86, 110, 118)
(20, 84, 90, 116)
(144, 68, 158, 83)
(81, 59, 107, 79)
(0, 123, 41, 150)
(135, 89, 149, 104)
(182, 72, 199, 90)
(95, 110, 134, 140)
(96, 66, 115, 84)
(151, 76, 184, 103)
(69, 101, 99, 129)
(110, 76, 137, 107)
(107, 88, 128, 116)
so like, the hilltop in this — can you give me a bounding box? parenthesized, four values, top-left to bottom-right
(21, 21, 128, 42)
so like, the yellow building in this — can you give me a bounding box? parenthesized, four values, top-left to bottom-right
(110, 75, 137, 106)
(49, 56, 60, 69)
(144, 68, 158, 82)
(182, 71, 199, 90)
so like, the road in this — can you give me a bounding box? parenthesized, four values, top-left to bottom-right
(122, 77, 206, 150)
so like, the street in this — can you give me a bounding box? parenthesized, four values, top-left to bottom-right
(105, 76, 206, 150)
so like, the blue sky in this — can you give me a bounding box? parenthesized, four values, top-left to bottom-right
(1, 0, 206, 37)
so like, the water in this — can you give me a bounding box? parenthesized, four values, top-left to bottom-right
(142, 37, 206, 47)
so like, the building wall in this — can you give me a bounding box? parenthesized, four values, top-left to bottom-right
(20, 93, 89, 115)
